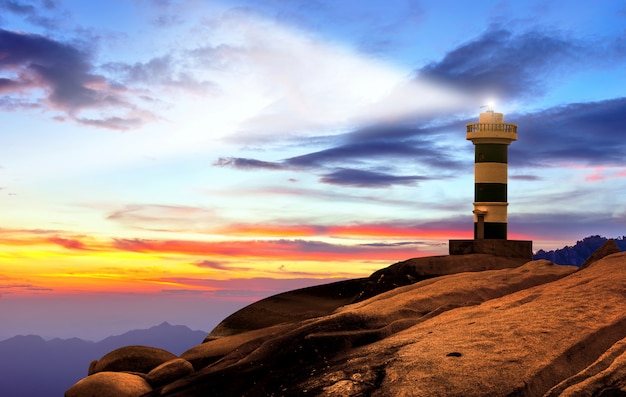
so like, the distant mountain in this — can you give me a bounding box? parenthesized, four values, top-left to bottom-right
(0, 322, 207, 397)
(533, 235, 626, 266)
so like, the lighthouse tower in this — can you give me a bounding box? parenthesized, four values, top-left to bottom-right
(449, 107, 532, 259)
(466, 107, 517, 239)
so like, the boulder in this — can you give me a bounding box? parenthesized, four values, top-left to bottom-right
(65, 371, 151, 397)
(91, 345, 177, 374)
(580, 238, 620, 269)
(146, 358, 194, 387)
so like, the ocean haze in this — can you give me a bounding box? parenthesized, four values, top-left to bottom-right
(0, 293, 246, 342)
(0, 322, 206, 397)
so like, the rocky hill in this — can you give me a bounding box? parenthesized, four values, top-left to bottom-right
(66, 241, 626, 396)
(533, 235, 626, 266)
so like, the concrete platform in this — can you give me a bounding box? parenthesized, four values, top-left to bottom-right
(449, 239, 533, 260)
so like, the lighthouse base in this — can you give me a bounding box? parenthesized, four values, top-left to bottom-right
(449, 239, 533, 260)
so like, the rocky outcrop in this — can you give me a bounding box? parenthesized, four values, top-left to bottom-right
(66, 250, 626, 397)
(209, 253, 527, 338)
(90, 345, 177, 374)
(580, 238, 620, 269)
(68, 346, 189, 396)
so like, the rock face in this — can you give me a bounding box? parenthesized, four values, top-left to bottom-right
(67, 346, 186, 396)
(209, 253, 528, 338)
(66, 251, 626, 397)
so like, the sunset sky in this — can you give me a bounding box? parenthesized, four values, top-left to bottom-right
(1, 0, 625, 340)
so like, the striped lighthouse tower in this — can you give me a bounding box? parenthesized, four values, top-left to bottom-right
(466, 107, 517, 240)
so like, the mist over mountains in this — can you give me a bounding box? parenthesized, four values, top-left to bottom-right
(533, 235, 626, 266)
(0, 322, 206, 397)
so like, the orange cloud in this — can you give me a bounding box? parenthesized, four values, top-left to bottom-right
(221, 222, 472, 240)
(111, 238, 428, 261)
(48, 236, 92, 251)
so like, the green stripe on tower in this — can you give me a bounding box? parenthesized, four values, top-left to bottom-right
(475, 144, 508, 163)
(474, 222, 507, 239)
(475, 183, 507, 202)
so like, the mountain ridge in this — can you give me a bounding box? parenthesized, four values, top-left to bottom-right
(533, 235, 626, 265)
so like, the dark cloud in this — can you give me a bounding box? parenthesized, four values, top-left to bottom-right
(194, 260, 251, 272)
(214, 120, 466, 188)
(0, 28, 97, 108)
(0, 0, 61, 29)
(510, 174, 542, 181)
(286, 140, 425, 167)
(320, 168, 428, 188)
(418, 26, 580, 100)
(510, 97, 626, 166)
(213, 157, 286, 170)
(0, 29, 152, 129)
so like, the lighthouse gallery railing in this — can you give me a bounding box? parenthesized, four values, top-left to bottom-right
(466, 123, 517, 133)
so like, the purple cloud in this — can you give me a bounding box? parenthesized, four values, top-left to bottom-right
(0, 28, 153, 129)
(320, 168, 428, 188)
(213, 157, 286, 170)
(417, 26, 581, 100)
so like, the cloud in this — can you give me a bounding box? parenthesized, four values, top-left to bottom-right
(107, 204, 216, 232)
(219, 220, 472, 240)
(112, 237, 426, 261)
(320, 168, 427, 188)
(510, 174, 542, 181)
(194, 260, 252, 272)
(417, 25, 581, 101)
(509, 97, 626, 166)
(181, 10, 470, 141)
(0, 0, 62, 29)
(0, 28, 153, 129)
(47, 236, 91, 251)
(214, 120, 467, 183)
(103, 55, 217, 95)
(510, 212, 625, 243)
(213, 157, 286, 170)
(0, 274, 53, 294)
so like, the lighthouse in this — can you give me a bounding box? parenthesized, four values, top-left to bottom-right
(466, 107, 517, 239)
(449, 107, 532, 259)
